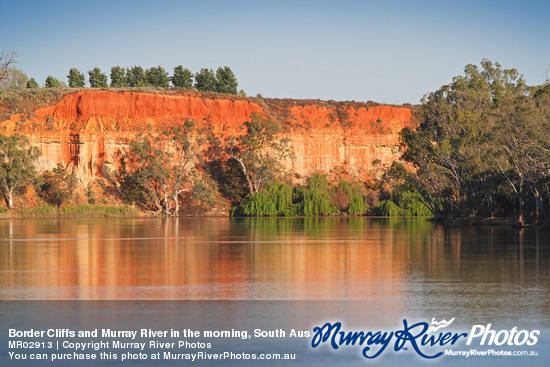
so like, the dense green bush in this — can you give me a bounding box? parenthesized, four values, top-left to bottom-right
(38, 163, 77, 208)
(374, 200, 402, 216)
(395, 190, 432, 216)
(331, 178, 367, 214)
(298, 174, 339, 216)
(233, 181, 298, 217)
(232, 174, 373, 217)
(233, 172, 430, 218)
(373, 186, 432, 216)
(349, 196, 367, 215)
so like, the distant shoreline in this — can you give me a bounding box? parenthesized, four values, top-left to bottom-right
(0, 205, 538, 228)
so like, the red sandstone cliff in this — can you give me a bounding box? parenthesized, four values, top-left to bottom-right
(0, 90, 413, 183)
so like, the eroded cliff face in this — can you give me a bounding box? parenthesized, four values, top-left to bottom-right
(0, 90, 413, 183)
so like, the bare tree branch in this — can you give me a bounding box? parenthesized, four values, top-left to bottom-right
(0, 50, 17, 83)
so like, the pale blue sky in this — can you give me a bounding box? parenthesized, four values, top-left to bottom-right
(1, 0, 549, 103)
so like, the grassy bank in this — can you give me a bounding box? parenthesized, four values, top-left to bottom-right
(0, 204, 141, 218)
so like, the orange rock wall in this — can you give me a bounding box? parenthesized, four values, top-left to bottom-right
(0, 91, 413, 182)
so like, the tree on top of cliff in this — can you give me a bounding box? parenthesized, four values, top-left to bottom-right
(119, 120, 203, 215)
(171, 65, 193, 88)
(0, 50, 16, 84)
(146, 66, 170, 88)
(0, 68, 28, 89)
(210, 113, 294, 197)
(126, 66, 148, 87)
(0, 134, 41, 209)
(68, 68, 85, 88)
(110, 66, 127, 87)
(215, 66, 238, 95)
(88, 67, 108, 88)
(44, 75, 66, 88)
(194, 68, 216, 92)
(26, 78, 39, 89)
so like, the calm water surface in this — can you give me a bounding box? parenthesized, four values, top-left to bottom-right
(0, 217, 548, 366)
(1, 217, 548, 302)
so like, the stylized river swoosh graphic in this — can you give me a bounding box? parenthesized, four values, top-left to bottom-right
(427, 318, 455, 333)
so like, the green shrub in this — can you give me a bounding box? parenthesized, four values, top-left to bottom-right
(374, 200, 402, 216)
(396, 191, 432, 216)
(331, 178, 367, 215)
(38, 163, 77, 208)
(298, 173, 339, 216)
(373, 186, 432, 217)
(348, 196, 367, 214)
(236, 181, 298, 217)
(232, 175, 340, 217)
(232, 174, 374, 217)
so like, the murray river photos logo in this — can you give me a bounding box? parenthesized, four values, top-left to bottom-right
(311, 318, 540, 359)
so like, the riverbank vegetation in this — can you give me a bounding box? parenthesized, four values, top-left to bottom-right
(228, 59, 550, 223)
(400, 60, 550, 225)
(232, 174, 358, 217)
(118, 120, 215, 215)
(1, 59, 548, 223)
(8, 204, 140, 218)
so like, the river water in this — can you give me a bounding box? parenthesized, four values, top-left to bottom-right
(0, 217, 548, 366)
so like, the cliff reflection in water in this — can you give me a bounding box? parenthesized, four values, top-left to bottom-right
(0, 218, 548, 312)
